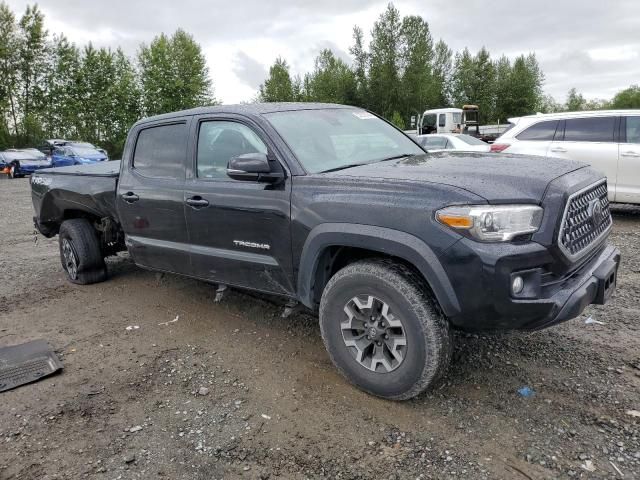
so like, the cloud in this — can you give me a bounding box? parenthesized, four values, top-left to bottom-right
(232, 51, 268, 90)
(5, 0, 640, 103)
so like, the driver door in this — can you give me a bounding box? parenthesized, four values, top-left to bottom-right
(184, 115, 294, 295)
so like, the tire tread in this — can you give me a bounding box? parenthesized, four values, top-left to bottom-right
(59, 218, 107, 285)
(319, 258, 452, 400)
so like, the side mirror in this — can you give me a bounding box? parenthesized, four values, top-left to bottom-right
(227, 153, 283, 182)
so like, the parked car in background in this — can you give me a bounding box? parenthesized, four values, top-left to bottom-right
(491, 110, 640, 204)
(39, 139, 109, 161)
(416, 134, 491, 152)
(51, 143, 109, 167)
(38, 139, 68, 157)
(1, 149, 52, 178)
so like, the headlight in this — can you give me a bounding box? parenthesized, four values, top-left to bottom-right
(436, 205, 543, 242)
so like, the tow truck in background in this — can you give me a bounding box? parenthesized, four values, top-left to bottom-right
(412, 105, 512, 143)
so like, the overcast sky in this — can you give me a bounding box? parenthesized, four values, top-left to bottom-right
(6, 0, 640, 105)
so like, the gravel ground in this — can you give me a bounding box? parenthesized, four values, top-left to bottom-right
(0, 176, 639, 480)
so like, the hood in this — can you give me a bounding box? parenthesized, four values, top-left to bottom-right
(326, 152, 587, 203)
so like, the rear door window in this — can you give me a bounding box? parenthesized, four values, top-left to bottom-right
(438, 114, 446, 127)
(133, 123, 187, 179)
(516, 120, 559, 141)
(563, 117, 615, 143)
(624, 116, 640, 143)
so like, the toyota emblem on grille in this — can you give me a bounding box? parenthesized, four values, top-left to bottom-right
(588, 198, 604, 225)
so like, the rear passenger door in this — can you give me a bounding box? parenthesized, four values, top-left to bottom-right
(183, 115, 294, 295)
(548, 116, 618, 200)
(617, 115, 640, 203)
(116, 120, 192, 274)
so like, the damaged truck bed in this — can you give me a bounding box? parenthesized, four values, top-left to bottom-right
(32, 161, 120, 237)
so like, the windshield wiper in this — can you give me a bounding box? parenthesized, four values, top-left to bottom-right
(319, 163, 368, 173)
(378, 153, 418, 162)
(319, 154, 418, 173)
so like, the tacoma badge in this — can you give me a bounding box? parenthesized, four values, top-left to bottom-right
(233, 240, 271, 250)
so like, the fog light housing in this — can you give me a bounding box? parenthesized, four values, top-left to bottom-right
(512, 276, 524, 295)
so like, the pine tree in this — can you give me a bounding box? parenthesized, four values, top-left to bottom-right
(259, 57, 294, 102)
(399, 15, 436, 121)
(432, 40, 453, 107)
(349, 26, 369, 108)
(0, 2, 19, 144)
(306, 49, 357, 105)
(368, 3, 402, 119)
(138, 29, 213, 116)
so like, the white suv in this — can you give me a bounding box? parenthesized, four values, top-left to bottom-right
(492, 110, 640, 204)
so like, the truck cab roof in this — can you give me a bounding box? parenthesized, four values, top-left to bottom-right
(135, 102, 354, 127)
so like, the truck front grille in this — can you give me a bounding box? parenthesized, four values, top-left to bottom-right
(559, 180, 611, 259)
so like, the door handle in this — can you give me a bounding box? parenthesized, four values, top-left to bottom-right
(550, 147, 567, 153)
(186, 196, 209, 208)
(121, 192, 139, 203)
(621, 151, 640, 157)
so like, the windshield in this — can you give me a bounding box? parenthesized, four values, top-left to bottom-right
(266, 108, 424, 173)
(70, 146, 103, 157)
(423, 114, 437, 127)
(418, 136, 448, 149)
(456, 134, 487, 146)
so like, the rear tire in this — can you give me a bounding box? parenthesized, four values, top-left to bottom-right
(59, 219, 107, 285)
(319, 259, 452, 400)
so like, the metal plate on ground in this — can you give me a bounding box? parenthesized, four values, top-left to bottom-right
(0, 339, 63, 393)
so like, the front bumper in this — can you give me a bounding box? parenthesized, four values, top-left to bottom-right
(442, 239, 620, 331)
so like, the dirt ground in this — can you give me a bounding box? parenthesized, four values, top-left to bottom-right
(0, 176, 639, 480)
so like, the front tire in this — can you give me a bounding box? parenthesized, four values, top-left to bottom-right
(59, 219, 107, 285)
(319, 259, 452, 400)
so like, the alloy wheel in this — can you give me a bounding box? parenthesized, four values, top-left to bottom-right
(341, 294, 407, 373)
(62, 238, 78, 280)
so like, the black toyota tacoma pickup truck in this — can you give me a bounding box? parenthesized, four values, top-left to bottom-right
(31, 103, 620, 400)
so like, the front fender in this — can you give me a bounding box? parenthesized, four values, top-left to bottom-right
(296, 223, 460, 317)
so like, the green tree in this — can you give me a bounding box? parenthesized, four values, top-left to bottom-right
(42, 35, 81, 139)
(504, 54, 543, 118)
(451, 48, 474, 107)
(349, 26, 369, 107)
(610, 85, 640, 109)
(259, 57, 294, 102)
(16, 4, 48, 143)
(399, 15, 436, 122)
(565, 87, 586, 111)
(305, 49, 357, 104)
(139, 29, 213, 116)
(432, 39, 453, 107)
(492, 55, 512, 121)
(390, 110, 405, 129)
(0, 2, 19, 144)
(368, 3, 402, 119)
(538, 94, 562, 114)
(471, 47, 496, 122)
